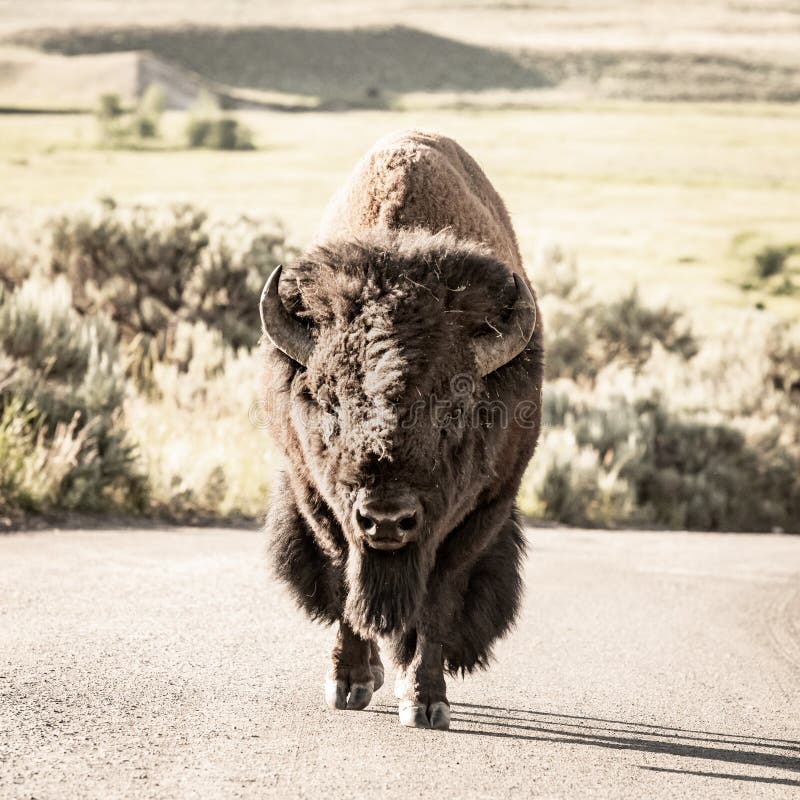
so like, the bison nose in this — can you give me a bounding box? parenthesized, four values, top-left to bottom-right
(353, 492, 423, 550)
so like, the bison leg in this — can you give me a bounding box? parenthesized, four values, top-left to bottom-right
(394, 631, 450, 730)
(370, 639, 385, 691)
(325, 620, 383, 711)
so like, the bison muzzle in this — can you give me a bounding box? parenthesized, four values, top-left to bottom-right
(260, 130, 543, 730)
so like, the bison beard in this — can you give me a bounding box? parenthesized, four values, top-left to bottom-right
(260, 130, 543, 730)
(344, 544, 432, 637)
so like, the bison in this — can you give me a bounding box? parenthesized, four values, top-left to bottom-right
(260, 130, 543, 730)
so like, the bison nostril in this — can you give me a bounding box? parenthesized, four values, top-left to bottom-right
(356, 510, 375, 532)
(353, 491, 423, 546)
(397, 515, 417, 532)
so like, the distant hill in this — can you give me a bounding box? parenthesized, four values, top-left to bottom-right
(3, 23, 800, 112)
(0, 49, 195, 111)
(0, 45, 314, 112)
(7, 26, 551, 105)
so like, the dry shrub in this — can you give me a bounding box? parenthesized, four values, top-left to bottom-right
(125, 333, 277, 520)
(94, 85, 165, 148)
(2, 209, 797, 531)
(537, 246, 697, 382)
(0, 199, 292, 521)
(41, 198, 294, 389)
(185, 91, 255, 151)
(0, 276, 146, 512)
(519, 247, 800, 532)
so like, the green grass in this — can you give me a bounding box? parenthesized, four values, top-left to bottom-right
(1, 101, 799, 317)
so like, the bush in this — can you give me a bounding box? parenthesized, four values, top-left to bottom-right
(40, 198, 295, 388)
(94, 92, 127, 145)
(131, 115, 158, 140)
(94, 84, 165, 148)
(517, 248, 800, 531)
(0, 213, 35, 290)
(536, 245, 697, 382)
(737, 239, 799, 299)
(0, 277, 147, 513)
(135, 83, 165, 139)
(0, 199, 292, 521)
(755, 245, 792, 280)
(621, 405, 799, 531)
(185, 116, 254, 150)
(2, 208, 797, 531)
(185, 91, 254, 150)
(766, 322, 800, 394)
(125, 339, 274, 520)
(97, 93, 124, 120)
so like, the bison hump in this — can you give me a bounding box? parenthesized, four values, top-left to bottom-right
(316, 129, 523, 277)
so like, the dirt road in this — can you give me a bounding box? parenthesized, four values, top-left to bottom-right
(2, 527, 799, 798)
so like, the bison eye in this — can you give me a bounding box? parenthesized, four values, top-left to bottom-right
(298, 386, 315, 405)
(317, 387, 338, 412)
(321, 400, 339, 418)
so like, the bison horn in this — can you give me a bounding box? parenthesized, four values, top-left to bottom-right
(260, 264, 314, 367)
(473, 274, 537, 377)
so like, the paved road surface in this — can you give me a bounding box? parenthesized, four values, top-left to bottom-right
(2, 527, 799, 799)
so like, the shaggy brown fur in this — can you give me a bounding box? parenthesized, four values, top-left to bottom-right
(317, 130, 527, 278)
(262, 130, 543, 729)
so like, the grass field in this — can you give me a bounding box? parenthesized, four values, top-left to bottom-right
(1, 102, 798, 316)
(1, 2, 799, 528)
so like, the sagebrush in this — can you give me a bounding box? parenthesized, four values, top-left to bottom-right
(1, 205, 798, 531)
(0, 199, 292, 518)
(0, 276, 146, 513)
(520, 245, 800, 531)
(40, 198, 294, 388)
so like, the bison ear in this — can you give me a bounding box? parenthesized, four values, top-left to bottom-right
(260, 264, 315, 367)
(472, 274, 536, 377)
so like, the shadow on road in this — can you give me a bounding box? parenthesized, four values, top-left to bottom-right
(639, 766, 800, 787)
(370, 702, 800, 786)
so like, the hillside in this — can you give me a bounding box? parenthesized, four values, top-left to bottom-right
(4, 19, 800, 112)
(0, 45, 317, 112)
(1, 0, 800, 55)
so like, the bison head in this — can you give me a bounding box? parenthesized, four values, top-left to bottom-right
(261, 229, 540, 634)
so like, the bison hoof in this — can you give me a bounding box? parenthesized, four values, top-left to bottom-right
(324, 678, 374, 711)
(398, 700, 450, 730)
(429, 701, 451, 730)
(371, 663, 385, 692)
